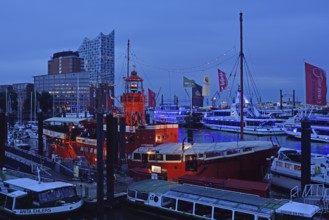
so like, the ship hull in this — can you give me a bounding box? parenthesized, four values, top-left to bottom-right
(129, 145, 279, 181)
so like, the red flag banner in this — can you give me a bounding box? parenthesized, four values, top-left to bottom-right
(218, 69, 228, 92)
(148, 88, 156, 108)
(305, 62, 327, 106)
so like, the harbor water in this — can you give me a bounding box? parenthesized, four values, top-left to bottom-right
(28, 126, 329, 154)
(179, 127, 329, 155)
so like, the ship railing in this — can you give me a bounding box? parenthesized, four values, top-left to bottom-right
(302, 184, 325, 198)
(301, 184, 329, 214)
(322, 188, 329, 213)
(290, 185, 300, 201)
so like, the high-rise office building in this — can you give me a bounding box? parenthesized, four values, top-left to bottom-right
(48, 51, 85, 74)
(78, 31, 115, 86)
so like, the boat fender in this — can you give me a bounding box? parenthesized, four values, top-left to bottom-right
(315, 166, 321, 175)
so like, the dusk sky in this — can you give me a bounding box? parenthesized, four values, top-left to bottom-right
(1, 1, 328, 104)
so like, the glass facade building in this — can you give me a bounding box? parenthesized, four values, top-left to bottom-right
(78, 31, 115, 86)
(34, 72, 91, 115)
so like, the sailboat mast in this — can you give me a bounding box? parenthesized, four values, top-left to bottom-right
(239, 12, 244, 140)
(126, 40, 130, 93)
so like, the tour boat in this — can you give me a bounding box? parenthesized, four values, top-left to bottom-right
(201, 90, 285, 136)
(128, 140, 279, 182)
(0, 177, 83, 218)
(270, 147, 329, 185)
(126, 179, 320, 219)
(153, 104, 190, 126)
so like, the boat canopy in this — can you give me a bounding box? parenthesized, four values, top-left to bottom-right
(275, 201, 320, 218)
(133, 140, 275, 155)
(4, 178, 73, 193)
(44, 117, 88, 124)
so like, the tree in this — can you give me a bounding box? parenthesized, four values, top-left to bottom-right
(0, 92, 5, 112)
(39, 91, 53, 113)
(0, 90, 18, 114)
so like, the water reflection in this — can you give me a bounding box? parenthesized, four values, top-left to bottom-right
(179, 128, 329, 155)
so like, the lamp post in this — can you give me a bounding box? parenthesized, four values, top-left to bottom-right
(181, 136, 193, 161)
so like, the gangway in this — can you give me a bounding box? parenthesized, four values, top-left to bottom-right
(290, 184, 329, 214)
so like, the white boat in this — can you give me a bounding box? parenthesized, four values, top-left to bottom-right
(0, 177, 83, 218)
(202, 90, 285, 135)
(126, 179, 320, 219)
(153, 104, 190, 126)
(284, 115, 329, 143)
(271, 147, 329, 185)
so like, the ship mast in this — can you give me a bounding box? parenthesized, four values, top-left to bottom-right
(126, 39, 130, 93)
(239, 12, 244, 140)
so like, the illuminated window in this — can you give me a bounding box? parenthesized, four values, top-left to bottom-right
(285, 163, 293, 169)
(276, 161, 283, 167)
(294, 165, 301, 171)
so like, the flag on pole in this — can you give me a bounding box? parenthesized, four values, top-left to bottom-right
(202, 73, 210, 96)
(183, 76, 196, 88)
(305, 62, 327, 106)
(192, 83, 204, 107)
(218, 69, 228, 92)
(148, 88, 156, 108)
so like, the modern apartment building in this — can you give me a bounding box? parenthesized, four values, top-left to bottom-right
(48, 51, 85, 74)
(78, 31, 115, 86)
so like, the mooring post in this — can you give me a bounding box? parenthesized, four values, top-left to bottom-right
(119, 117, 126, 173)
(106, 114, 115, 208)
(301, 119, 311, 191)
(96, 112, 104, 214)
(187, 116, 194, 144)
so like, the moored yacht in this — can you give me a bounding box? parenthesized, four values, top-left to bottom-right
(284, 115, 329, 143)
(270, 147, 329, 185)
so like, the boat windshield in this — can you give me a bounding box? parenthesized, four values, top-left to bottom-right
(38, 186, 76, 204)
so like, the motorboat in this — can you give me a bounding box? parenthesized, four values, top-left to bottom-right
(0, 177, 83, 218)
(284, 115, 329, 143)
(270, 147, 329, 185)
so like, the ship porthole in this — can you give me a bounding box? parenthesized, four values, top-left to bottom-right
(154, 196, 158, 202)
